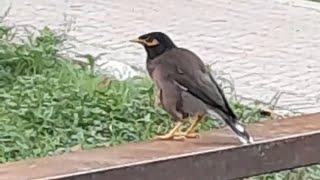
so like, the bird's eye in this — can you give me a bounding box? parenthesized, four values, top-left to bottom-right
(146, 37, 153, 42)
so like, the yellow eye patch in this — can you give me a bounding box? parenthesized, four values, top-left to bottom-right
(145, 39, 159, 47)
(130, 38, 159, 47)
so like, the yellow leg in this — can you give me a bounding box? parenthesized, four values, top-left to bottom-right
(177, 114, 203, 138)
(154, 88, 162, 107)
(154, 122, 185, 140)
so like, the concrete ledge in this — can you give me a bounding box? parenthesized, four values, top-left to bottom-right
(0, 113, 319, 180)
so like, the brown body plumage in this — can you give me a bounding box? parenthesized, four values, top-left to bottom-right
(130, 32, 253, 144)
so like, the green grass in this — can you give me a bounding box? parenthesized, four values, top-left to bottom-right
(0, 25, 265, 163)
(248, 165, 320, 180)
(0, 24, 319, 179)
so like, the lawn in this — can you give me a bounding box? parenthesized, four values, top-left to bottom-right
(0, 24, 319, 179)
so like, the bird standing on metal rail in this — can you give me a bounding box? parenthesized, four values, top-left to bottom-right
(130, 32, 253, 144)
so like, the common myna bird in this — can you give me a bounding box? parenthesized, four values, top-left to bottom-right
(130, 32, 253, 144)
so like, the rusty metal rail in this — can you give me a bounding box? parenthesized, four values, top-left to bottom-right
(0, 113, 320, 180)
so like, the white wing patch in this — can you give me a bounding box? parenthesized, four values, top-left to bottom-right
(235, 123, 245, 133)
(173, 80, 188, 91)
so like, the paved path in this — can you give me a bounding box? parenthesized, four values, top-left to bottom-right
(1, 0, 320, 114)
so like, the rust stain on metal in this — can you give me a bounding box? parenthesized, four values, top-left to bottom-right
(0, 113, 320, 180)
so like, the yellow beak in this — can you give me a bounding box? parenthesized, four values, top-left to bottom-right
(129, 38, 145, 44)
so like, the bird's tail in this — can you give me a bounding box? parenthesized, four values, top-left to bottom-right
(207, 109, 254, 145)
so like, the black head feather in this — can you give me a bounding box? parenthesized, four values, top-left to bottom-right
(135, 32, 177, 60)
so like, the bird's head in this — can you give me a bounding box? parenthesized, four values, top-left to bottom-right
(130, 32, 176, 60)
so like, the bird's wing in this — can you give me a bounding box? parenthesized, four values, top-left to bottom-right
(160, 48, 236, 118)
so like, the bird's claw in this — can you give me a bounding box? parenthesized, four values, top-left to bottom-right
(154, 134, 186, 141)
(185, 133, 200, 138)
(154, 132, 192, 141)
(173, 135, 186, 141)
(154, 133, 199, 141)
(175, 132, 200, 138)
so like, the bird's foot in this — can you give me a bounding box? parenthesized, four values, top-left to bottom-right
(154, 89, 162, 107)
(154, 122, 185, 141)
(175, 132, 200, 138)
(154, 134, 185, 141)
